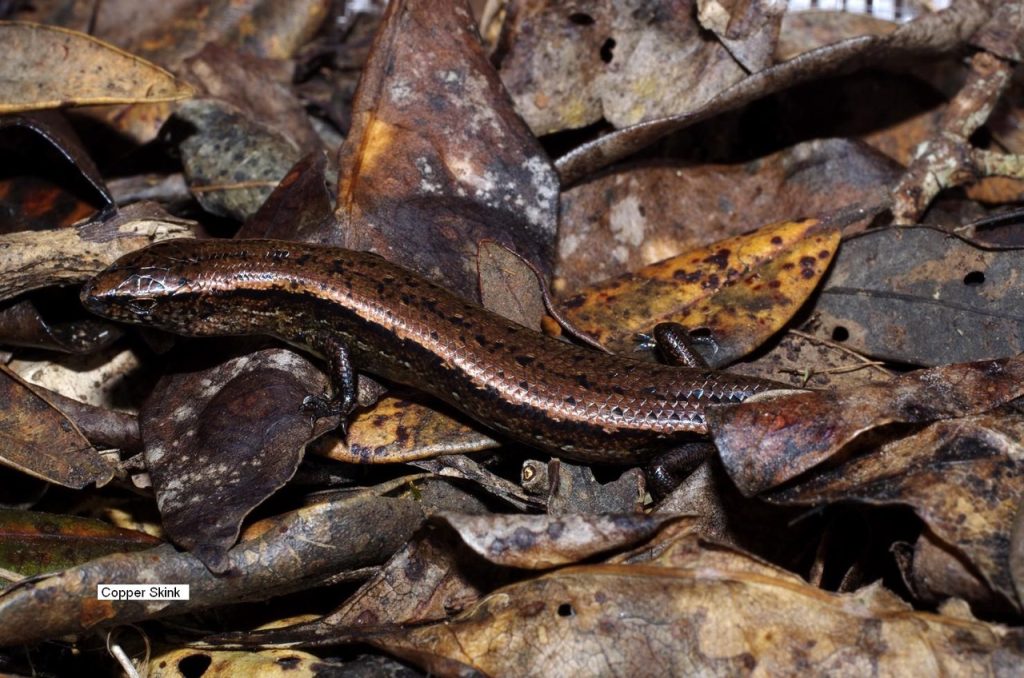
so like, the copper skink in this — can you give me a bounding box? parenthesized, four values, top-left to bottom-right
(81, 239, 783, 464)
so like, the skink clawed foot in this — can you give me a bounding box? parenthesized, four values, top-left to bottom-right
(301, 393, 354, 435)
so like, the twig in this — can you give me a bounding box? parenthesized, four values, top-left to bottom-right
(891, 51, 1016, 224)
(789, 329, 896, 378)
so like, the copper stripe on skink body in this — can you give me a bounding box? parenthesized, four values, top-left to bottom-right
(81, 239, 783, 463)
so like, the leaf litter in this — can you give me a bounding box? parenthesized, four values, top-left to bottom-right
(1, 0, 1024, 675)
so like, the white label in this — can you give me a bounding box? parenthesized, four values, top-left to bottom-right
(97, 585, 189, 601)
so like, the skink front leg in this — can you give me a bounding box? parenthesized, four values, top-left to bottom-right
(301, 334, 358, 434)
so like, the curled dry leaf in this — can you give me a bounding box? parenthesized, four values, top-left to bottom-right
(771, 411, 1024, 614)
(562, 218, 839, 364)
(712, 355, 1024, 496)
(0, 110, 112, 213)
(337, 0, 558, 299)
(0, 21, 193, 114)
(0, 493, 424, 646)
(0, 298, 122, 355)
(140, 349, 337, 572)
(17, 379, 140, 451)
(0, 364, 113, 489)
(815, 226, 1024, 365)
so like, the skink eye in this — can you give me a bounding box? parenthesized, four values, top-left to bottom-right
(127, 298, 157, 317)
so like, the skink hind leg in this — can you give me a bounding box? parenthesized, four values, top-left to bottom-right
(301, 335, 358, 434)
(636, 322, 717, 368)
(644, 440, 716, 496)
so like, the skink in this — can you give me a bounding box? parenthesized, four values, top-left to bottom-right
(80, 239, 782, 464)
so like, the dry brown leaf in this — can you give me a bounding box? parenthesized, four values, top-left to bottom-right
(0, 21, 193, 114)
(772, 411, 1024, 614)
(562, 218, 839, 364)
(365, 524, 1023, 675)
(315, 396, 497, 464)
(0, 364, 114, 489)
(140, 349, 337, 572)
(337, 0, 558, 299)
(713, 355, 1024, 495)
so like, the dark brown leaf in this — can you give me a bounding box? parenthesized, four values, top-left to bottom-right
(0, 509, 161, 581)
(813, 226, 1024, 365)
(0, 364, 113, 488)
(771, 411, 1024, 613)
(713, 355, 1024, 495)
(555, 2, 994, 184)
(336, 0, 559, 300)
(237, 152, 336, 242)
(140, 348, 336, 572)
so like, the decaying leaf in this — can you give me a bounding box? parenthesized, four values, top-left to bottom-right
(140, 348, 337, 572)
(555, 2, 995, 183)
(557, 139, 895, 288)
(0, 111, 112, 218)
(772, 411, 1024, 614)
(315, 396, 497, 464)
(0, 509, 161, 582)
(712, 355, 1024, 496)
(499, 0, 750, 135)
(814, 226, 1024, 365)
(0, 492, 424, 645)
(220, 518, 1023, 675)
(337, 0, 559, 299)
(543, 460, 646, 515)
(0, 21, 193, 113)
(149, 647, 335, 677)
(477, 240, 547, 331)
(236, 152, 336, 242)
(0, 364, 114, 488)
(5, 0, 1024, 671)
(562, 218, 839, 364)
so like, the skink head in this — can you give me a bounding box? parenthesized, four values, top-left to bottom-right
(81, 238, 239, 336)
